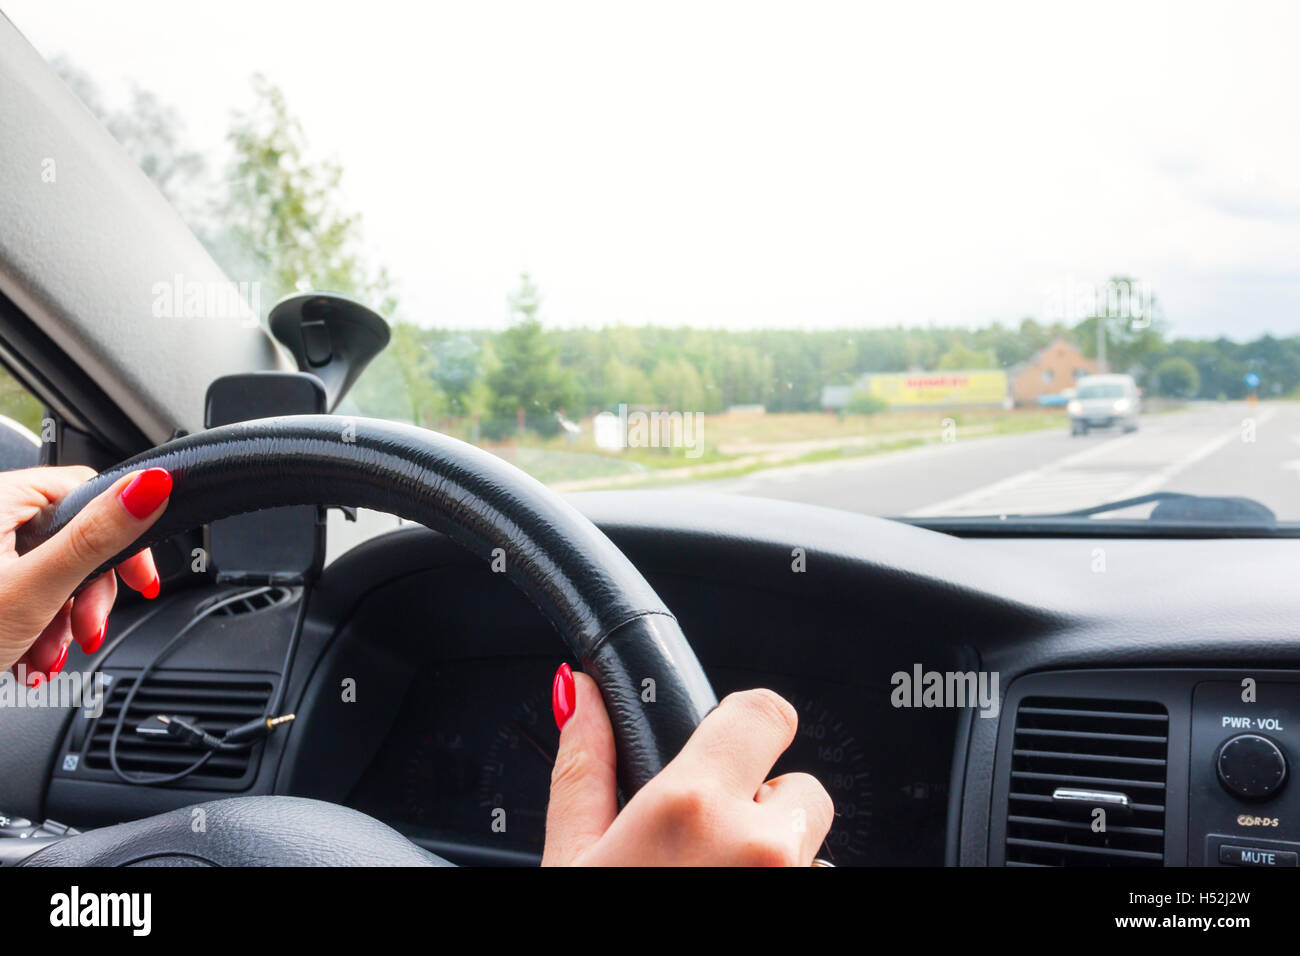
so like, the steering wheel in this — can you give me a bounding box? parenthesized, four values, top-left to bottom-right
(14, 415, 719, 866)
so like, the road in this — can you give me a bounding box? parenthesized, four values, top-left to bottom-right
(693, 402, 1300, 520)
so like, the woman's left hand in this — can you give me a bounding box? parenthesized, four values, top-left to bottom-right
(0, 465, 172, 684)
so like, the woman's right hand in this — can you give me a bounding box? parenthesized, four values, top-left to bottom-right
(542, 667, 834, 866)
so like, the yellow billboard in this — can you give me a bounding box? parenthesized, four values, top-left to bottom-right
(865, 370, 1008, 408)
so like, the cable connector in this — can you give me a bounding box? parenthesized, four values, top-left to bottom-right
(158, 714, 227, 751)
(222, 713, 296, 744)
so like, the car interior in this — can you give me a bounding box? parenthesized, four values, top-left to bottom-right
(1, 6, 1298, 880)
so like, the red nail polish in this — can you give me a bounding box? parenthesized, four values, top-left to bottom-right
(26, 670, 44, 689)
(48, 644, 68, 677)
(142, 575, 161, 600)
(81, 622, 106, 655)
(120, 467, 173, 519)
(552, 663, 576, 730)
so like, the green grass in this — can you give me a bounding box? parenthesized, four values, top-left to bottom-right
(504, 407, 1073, 490)
(592, 436, 933, 490)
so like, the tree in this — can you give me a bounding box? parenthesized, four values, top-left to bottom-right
(650, 358, 708, 411)
(602, 357, 655, 407)
(484, 274, 576, 437)
(936, 343, 997, 370)
(53, 64, 395, 308)
(348, 323, 445, 425)
(217, 75, 395, 310)
(461, 339, 500, 436)
(216, 76, 423, 421)
(433, 334, 490, 416)
(1072, 276, 1167, 374)
(1152, 356, 1201, 398)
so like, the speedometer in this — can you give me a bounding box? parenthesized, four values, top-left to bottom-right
(782, 693, 872, 864)
(476, 692, 558, 855)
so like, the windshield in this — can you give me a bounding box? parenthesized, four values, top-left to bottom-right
(7, 2, 1299, 529)
(1076, 384, 1128, 400)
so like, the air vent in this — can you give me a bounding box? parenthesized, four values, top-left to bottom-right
(1005, 696, 1168, 866)
(198, 587, 295, 617)
(69, 671, 275, 790)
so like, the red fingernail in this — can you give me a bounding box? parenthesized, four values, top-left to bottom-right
(81, 622, 106, 655)
(552, 662, 576, 730)
(120, 467, 173, 519)
(26, 670, 44, 688)
(48, 644, 68, 677)
(142, 575, 161, 600)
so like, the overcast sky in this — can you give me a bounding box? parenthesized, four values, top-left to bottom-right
(5, 0, 1300, 338)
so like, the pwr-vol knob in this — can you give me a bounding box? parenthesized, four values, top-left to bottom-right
(1217, 734, 1287, 800)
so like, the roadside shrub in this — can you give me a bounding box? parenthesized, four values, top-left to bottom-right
(844, 390, 890, 415)
(1152, 356, 1201, 398)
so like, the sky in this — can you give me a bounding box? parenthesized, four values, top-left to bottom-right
(5, 0, 1300, 338)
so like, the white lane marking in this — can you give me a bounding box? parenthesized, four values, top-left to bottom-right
(908, 406, 1274, 517)
(1116, 406, 1276, 500)
(907, 431, 1143, 516)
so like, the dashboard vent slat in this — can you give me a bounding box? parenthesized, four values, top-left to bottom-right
(197, 587, 295, 618)
(1011, 748, 1167, 767)
(1018, 706, 1169, 723)
(70, 670, 275, 790)
(1005, 696, 1168, 867)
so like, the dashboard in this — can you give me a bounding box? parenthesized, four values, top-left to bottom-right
(8, 490, 1300, 867)
(344, 658, 954, 865)
(279, 515, 969, 866)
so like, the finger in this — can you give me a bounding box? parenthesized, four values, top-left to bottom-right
(70, 571, 116, 654)
(542, 668, 619, 866)
(3, 465, 96, 503)
(668, 688, 798, 799)
(13, 467, 171, 620)
(116, 547, 160, 598)
(15, 601, 74, 685)
(757, 772, 836, 865)
(0, 466, 96, 533)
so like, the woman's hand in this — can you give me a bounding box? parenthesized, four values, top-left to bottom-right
(542, 665, 834, 866)
(0, 466, 172, 684)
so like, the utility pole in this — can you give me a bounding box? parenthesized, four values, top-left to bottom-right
(1096, 312, 1108, 373)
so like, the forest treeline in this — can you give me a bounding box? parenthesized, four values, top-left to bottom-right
(349, 282, 1296, 434)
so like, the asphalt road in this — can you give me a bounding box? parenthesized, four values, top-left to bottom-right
(693, 401, 1300, 521)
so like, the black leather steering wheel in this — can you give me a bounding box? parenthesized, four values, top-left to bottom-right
(15, 415, 719, 866)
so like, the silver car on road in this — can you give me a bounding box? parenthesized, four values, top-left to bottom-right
(1068, 374, 1141, 435)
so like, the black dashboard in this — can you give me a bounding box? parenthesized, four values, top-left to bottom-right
(342, 658, 953, 865)
(280, 538, 965, 867)
(7, 490, 1300, 867)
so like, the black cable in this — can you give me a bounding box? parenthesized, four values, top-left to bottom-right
(108, 586, 271, 785)
(107, 579, 313, 786)
(194, 580, 311, 745)
(82, 597, 174, 682)
(269, 577, 312, 717)
(108, 586, 270, 784)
